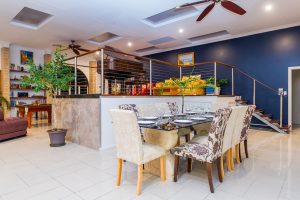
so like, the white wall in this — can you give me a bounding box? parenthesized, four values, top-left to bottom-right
(9, 44, 46, 115)
(292, 70, 300, 125)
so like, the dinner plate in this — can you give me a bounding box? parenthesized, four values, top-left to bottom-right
(203, 114, 214, 118)
(163, 114, 174, 118)
(174, 119, 193, 124)
(190, 117, 206, 121)
(184, 111, 198, 115)
(138, 120, 156, 125)
(175, 114, 186, 117)
(141, 116, 158, 120)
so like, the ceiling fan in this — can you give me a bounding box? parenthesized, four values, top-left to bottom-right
(176, 0, 246, 22)
(53, 40, 90, 55)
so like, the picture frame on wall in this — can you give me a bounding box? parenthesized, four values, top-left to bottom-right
(178, 52, 194, 66)
(20, 50, 33, 65)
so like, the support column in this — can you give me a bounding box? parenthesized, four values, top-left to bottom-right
(44, 54, 52, 104)
(0, 47, 10, 117)
(89, 61, 97, 94)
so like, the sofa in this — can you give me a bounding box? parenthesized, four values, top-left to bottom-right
(0, 110, 27, 141)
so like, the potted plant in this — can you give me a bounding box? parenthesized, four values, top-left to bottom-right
(205, 77, 229, 95)
(215, 79, 229, 95)
(205, 77, 216, 95)
(21, 49, 74, 147)
(0, 95, 10, 111)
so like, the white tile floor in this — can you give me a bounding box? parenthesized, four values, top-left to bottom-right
(0, 123, 300, 200)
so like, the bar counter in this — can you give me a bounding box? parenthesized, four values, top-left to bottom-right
(54, 94, 236, 150)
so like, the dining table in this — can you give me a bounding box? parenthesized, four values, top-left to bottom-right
(138, 112, 214, 179)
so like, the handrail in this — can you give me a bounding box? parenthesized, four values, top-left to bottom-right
(233, 67, 278, 93)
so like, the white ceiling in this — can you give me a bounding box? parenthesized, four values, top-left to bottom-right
(1, 0, 300, 56)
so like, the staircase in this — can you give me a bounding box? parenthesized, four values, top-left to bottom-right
(236, 99, 290, 134)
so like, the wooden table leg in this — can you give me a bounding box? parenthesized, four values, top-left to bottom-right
(27, 112, 32, 128)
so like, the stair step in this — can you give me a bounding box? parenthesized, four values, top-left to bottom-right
(255, 108, 264, 113)
(270, 119, 279, 124)
(262, 114, 272, 118)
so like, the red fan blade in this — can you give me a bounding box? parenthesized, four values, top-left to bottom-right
(197, 3, 215, 21)
(77, 48, 90, 52)
(221, 0, 246, 15)
(72, 48, 80, 55)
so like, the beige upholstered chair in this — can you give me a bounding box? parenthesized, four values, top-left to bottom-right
(109, 109, 166, 195)
(230, 106, 249, 169)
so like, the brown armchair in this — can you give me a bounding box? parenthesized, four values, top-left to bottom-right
(0, 110, 27, 141)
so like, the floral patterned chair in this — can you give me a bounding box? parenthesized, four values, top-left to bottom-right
(239, 105, 256, 161)
(109, 109, 166, 195)
(170, 108, 232, 193)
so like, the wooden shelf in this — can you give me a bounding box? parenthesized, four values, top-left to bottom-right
(10, 70, 30, 73)
(10, 96, 46, 99)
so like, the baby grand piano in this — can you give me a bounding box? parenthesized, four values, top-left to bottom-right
(97, 46, 148, 95)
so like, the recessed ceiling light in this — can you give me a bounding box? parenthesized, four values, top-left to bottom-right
(127, 42, 132, 47)
(95, 51, 100, 55)
(179, 28, 184, 33)
(265, 4, 273, 12)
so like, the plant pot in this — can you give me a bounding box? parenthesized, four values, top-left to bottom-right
(215, 87, 221, 95)
(205, 86, 215, 95)
(47, 128, 67, 147)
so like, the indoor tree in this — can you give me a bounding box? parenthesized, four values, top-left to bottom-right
(21, 49, 74, 146)
(0, 95, 10, 111)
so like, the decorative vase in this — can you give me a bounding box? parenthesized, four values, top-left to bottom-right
(205, 86, 215, 95)
(47, 129, 67, 147)
(215, 87, 221, 95)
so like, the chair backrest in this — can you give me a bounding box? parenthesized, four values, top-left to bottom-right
(240, 105, 256, 141)
(222, 106, 246, 153)
(119, 104, 139, 117)
(167, 102, 179, 115)
(109, 109, 143, 164)
(231, 106, 249, 147)
(0, 110, 4, 121)
(206, 108, 232, 162)
(136, 104, 157, 118)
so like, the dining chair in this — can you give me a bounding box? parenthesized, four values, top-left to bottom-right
(109, 109, 166, 195)
(167, 101, 192, 144)
(230, 105, 253, 169)
(171, 108, 232, 193)
(119, 104, 139, 116)
(239, 105, 256, 161)
(191, 106, 247, 178)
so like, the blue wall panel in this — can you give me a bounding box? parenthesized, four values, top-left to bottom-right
(149, 26, 300, 124)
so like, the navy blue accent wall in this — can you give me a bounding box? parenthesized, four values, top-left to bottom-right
(149, 26, 300, 124)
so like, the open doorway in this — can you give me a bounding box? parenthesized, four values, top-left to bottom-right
(288, 67, 300, 129)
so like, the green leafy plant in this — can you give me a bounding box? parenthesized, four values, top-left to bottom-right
(205, 77, 229, 88)
(21, 49, 74, 97)
(0, 95, 10, 111)
(21, 49, 74, 128)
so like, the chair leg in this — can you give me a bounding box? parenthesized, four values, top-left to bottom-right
(226, 150, 231, 171)
(206, 162, 214, 193)
(174, 155, 179, 182)
(220, 155, 225, 179)
(235, 144, 240, 164)
(239, 143, 242, 163)
(185, 134, 190, 142)
(216, 157, 223, 182)
(116, 159, 122, 186)
(230, 148, 234, 171)
(136, 164, 143, 196)
(244, 139, 249, 158)
(187, 158, 192, 173)
(160, 155, 166, 181)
